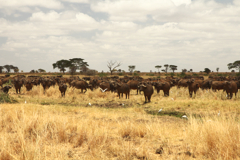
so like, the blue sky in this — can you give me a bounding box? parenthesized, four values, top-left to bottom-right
(0, 0, 239, 73)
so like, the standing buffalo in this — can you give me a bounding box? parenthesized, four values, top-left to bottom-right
(187, 79, 200, 98)
(127, 80, 140, 94)
(115, 83, 130, 99)
(138, 84, 154, 103)
(13, 77, 24, 94)
(223, 81, 238, 99)
(71, 80, 92, 93)
(153, 81, 171, 96)
(59, 81, 67, 97)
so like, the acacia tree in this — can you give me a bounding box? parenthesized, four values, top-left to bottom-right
(155, 65, 162, 74)
(228, 60, 240, 72)
(204, 68, 211, 74)
(107, 61, 121, 75)
(53, 60, 72, 73)
(13, 67, 19, 73)
(4, 65, 14, 73)
(182, 69, 187, 73)
(69, 58, 89, 73)
(0, 66, 4, 73)
(38, 69, 46, 73)
(189, 69, 193, 72)
(80, 62, 89, 73)
(216, 67, 219, 73)
(169, 65, 177, 73)
(128, 65, 135, 74)
(164, 64, 169, 73)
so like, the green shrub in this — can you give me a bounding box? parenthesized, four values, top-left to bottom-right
(147, 73, 154, 76)
(98, 73, 108, 77)
(133, 72, 139, 76)
(118, 73, 124, 76)
(192, 73, 199, 77)
(0, 92, 18, 104)
(178, 72, 186, 77)
(170, 73, 175, 77)
(4, 80, 12, 86)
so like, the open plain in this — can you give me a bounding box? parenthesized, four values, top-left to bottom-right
(0, 75, 240, 160)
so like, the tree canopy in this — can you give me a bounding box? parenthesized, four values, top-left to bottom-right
(169, 65, 177, 73)
(128, 65, 135, 74)
(53, 60, 72, 73)
(155, 65, 162, 73)
(164, 64, 169, 73)
(53, 58, 89, 74)
(203, 68, 211, 74)
(0, 66, 4, 73)
(228, 60, 240, 72)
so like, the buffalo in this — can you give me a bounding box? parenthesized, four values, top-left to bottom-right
(187, 79, 200, 98)
(138, 84, 154, 103)
(115, 83, 130, 99)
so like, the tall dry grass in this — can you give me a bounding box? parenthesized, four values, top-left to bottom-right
(1, 82, 240, 159)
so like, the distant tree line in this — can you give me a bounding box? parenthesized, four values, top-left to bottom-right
(0, 65, 19, 73)
(52, 58, 97, 76)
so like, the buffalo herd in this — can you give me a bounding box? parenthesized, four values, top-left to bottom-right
(0, 75, 240, 102)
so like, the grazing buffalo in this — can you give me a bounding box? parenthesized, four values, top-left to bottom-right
(71, 80, 92, 93)
(41, 78, 53, 94)
(1, 86, 12, 94)
(138, 84, 154, 103)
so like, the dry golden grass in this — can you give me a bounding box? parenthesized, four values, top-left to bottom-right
(1, 83, 240, 159)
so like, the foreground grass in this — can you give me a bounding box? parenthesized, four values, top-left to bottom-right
(1, 84, 240, 159)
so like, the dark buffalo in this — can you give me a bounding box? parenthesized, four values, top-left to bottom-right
(138, 84, 154, 103)
(211, 81, 225, 92)
(59, 82, 67, 97)
(115, 83, 130, 99)
(1, 86, 12, 94)
(223, 81, 238, 99)
(201, 79, 212, 90)
(71, 80, 92, 93)
(13, 77, 24, 94)
(187, 79, 200, 98)
(153, 81, 171, 96)
(127, 80, 140, 94)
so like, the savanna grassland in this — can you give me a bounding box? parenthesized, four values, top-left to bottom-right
(1, 75, 240, 160)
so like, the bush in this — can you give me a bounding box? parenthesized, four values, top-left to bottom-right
(192, 73, 199, 77)
(98, 73, 108, 77)
(118, 73, 124, 76)
(235, 72, 240, 76)
(0, 92, 18, 104)
(170, 73, 175, 77)
(133, 72, 139, 76)
(178, 72, 186, 77)
(147, 73, 154, 76)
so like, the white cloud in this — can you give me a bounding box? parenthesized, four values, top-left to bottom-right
(0, 0, 240, 72)
(61, 0, 89, 3)
(0, 0, 63, 9)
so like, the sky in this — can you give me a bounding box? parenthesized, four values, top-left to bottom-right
(0, 0, 239, 73)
